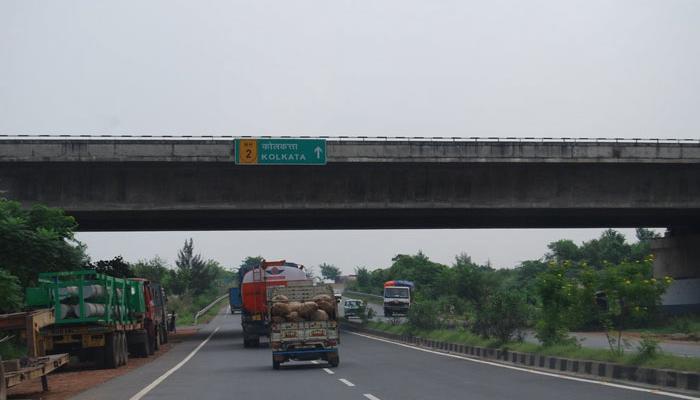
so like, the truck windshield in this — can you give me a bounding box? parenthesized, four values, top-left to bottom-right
(384, 287, 409, 298)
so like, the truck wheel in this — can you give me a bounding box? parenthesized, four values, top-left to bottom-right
(147, 332, 155, 356)
(328, 353, 339, 368)
(161, 326, 169, 344)
(104, 333, 118, 369)
(116, 333, 124, 366)
(121, 333, 129, 365)
(154, 328, 161, 351)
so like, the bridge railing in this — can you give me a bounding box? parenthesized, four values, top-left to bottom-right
(0, 134, 698, 144)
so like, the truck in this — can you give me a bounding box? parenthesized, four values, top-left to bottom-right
(239, 260, 309, 347)
(228, 287, 242, 313)
(25, 270, 167, 368)
(269, 282, 340, 369)
(383, 280, 414, 317)
(131, 278, 169, 351)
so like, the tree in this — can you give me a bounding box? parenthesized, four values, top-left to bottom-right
(132, 257, 171, 288)
(172, 239, 217, 295)
(631, 228, 661, 261)
(0, 199, 87, 286)
(534, 261, 580, 346)
(546, 240, 580, 263)
(304, 265, 317, 280)
(319, 263, 341, 281)
(386, 252, 448, 298)
(240, 256, 264, 270)
(579, 256, 670, 355)
(480, 289, 529, 343)
(355, 267, 372, 291)
(87, 256, 133, 278)
(579, 229, 630, 268)
(0, 269, 22, 313)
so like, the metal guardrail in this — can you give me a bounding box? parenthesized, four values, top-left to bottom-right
(193, 294, 228, 325)
(343, 290, 383, 299)
(0, 134, 699, 144)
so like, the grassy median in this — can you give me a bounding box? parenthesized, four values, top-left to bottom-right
(364, 321, 700, 373)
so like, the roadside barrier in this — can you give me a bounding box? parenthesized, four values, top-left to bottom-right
(193, 294, 228, 325)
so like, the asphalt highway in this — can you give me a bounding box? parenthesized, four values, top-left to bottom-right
(72, 310, 696, 400)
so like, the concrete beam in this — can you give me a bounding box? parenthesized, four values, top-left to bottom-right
(1, 139, 700, 163)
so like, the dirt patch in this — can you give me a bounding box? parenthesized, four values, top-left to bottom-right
(7, 330, 198, 400)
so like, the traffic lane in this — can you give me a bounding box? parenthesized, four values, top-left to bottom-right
(338, 331, 669, 400)
(358, 299, 407, 324)
(141, 313, 359, 400)
(72, 313, 225, 400)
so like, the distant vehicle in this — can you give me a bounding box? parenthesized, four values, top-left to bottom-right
(343, 299, 364, 318)
(334, 291, 342, 303)
(383, 280, 414, 317)
(239, 260, 309, 347)
(228, 287, 242, 314)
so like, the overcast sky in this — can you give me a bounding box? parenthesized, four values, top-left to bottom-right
(1, 1, 697, 273)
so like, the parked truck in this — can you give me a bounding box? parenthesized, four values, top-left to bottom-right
(229, 287, 242, 314)
(269, 282, 340, 369)
(383, 280, 414, 317)
(239, 260, 309, 347)
(25, 270, 167, 368)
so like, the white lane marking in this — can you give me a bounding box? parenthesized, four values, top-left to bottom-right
(339, 378, 355, 387)
(323, 368, 335, 375)
(364, 394, 381, 400)
(311, 360, 319, 364)
(347, 332, 699, 400)
(130, 326, 221, 400)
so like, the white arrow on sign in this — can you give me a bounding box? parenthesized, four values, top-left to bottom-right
(314, 146, 323, 159)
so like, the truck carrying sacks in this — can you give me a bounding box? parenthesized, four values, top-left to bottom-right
(269, 282, 340, 369)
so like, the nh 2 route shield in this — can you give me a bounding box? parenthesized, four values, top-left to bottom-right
(235, 139, 326, 165)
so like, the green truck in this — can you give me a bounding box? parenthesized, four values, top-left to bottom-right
(26, 270, 167, 368)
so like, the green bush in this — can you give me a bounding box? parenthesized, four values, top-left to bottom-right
(408, 301, 440, 330)
(534, 261, 579, 346)
(0, 268, 22, 314)
(479, 290, 529, 344)
(634, 334, 661, 361)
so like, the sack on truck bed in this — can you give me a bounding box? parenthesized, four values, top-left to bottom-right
(310, 309, 329, 321)
(297, 302, 319, 319)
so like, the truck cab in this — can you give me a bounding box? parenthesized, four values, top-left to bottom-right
(239, 260, 309, 348)
(383, 280, 414, 317)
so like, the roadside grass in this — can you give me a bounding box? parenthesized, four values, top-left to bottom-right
(364, 321, 700, 373)
(0, 339, 26, 360)
(170, 291, 228, 327)
(627, 315, 700, 337)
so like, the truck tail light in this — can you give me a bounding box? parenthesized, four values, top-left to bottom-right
(326, 339, 337, 346)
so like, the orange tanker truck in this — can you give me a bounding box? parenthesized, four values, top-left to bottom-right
(238, 260, 309, 347)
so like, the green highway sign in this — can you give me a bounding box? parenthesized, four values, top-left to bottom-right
(235, 138, 326, 165)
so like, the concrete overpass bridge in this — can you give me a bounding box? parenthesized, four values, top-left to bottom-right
(2, 135, 700, 310)
(1, 136, 699, 231)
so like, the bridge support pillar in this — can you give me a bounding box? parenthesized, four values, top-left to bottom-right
(652, 231, 700, 314)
